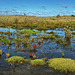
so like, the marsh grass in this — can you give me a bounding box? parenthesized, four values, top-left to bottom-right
(0, 15, 75, 29)
(41, 34, 61, 40)
(64, 27, 71, 40)
(56, 38, 71, 46)
(36, 24, 47, 30)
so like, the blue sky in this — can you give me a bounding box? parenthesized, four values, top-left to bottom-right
(0, 0, 75, 16)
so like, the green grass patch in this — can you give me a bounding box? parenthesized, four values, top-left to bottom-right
(47, 58, 75, 73)
(30, 58, 46, 67)
(6, 56, 29, 64)
(18, 30, 39, 34)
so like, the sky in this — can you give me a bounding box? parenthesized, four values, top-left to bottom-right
(0, 0, 75, 16)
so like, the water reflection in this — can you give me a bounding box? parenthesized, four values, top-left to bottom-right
(0, 27, 75, 75)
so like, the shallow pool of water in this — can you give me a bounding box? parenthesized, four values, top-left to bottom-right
(0, 28, 75, 75)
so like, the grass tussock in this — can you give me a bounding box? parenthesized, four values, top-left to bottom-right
(47, 58, 75, 73)
(6, 56, 29, 64)
(30, 58, 46, 67)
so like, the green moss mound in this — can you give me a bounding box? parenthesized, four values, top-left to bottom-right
(30, 58, 46, 67)
(47, 58, 75, 73)
(6, 56, 29, 64)
(18, 30, 39, 34)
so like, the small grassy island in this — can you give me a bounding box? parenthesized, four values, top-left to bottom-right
(30, 58, 46, 67)
(47, 58, 75, 73)
(6, 56, 29, 64)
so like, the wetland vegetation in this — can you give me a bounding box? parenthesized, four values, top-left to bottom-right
(0, 15, 75, 75)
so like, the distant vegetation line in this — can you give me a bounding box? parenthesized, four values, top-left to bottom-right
(0, 15, 75, 29)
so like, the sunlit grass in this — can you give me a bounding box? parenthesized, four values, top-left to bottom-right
(30, 58, 46, 67)
(6, 56, 29, 64)
(47, 58, 75, 73)
(0, 15, 75, 29)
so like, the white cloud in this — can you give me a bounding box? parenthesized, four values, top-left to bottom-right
(73, 11, 75, 13)
(16, 11, 21, 13)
